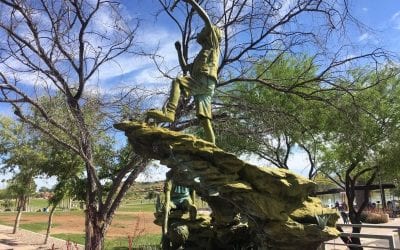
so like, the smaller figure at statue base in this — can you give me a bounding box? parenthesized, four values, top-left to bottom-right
(170, 184, 197, 221)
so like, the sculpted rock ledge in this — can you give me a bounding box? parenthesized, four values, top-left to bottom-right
(115, 121, 339, 250)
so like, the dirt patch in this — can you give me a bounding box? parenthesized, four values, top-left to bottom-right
(0, 211, 160, 238)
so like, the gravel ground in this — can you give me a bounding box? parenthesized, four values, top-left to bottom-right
(0, 224, 83, 250)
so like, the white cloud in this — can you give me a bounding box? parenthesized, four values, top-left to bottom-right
(240, 150, 311, 178)
(132, 67, 169, 86)
(362, 7, 368, 12)
(286, 150, 311, 176)
(87, 27, 180, 88)
(391, 11, 400, 21)
(136, 161, 168, 182)
(358, 33, 370, 42)
(280, 0, 297, 17)
(391, 11, 400, 29)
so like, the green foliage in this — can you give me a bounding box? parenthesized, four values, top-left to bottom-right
(318, 67, 400, 179)
(214, 54, 322, 170)
(20, 222, 56, 232)
(0, 199, 13, 210)
(360, 212, 389, 224)
(52, 233, 162, 248)
(38, 187, 52, 193)
(315, 214, 331, 229)
(145, 191, 158, 200)
(29, 198, 49, 209)
(0, 117, 45, 189)
(104, 234, 162, 249)
(52, 233, 85, 244)
(117, 203, 155, 213)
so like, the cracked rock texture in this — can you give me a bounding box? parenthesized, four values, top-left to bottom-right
(115, 121, 339, 250)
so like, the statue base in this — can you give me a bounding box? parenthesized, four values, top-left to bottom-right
(114, 121, 339, 249)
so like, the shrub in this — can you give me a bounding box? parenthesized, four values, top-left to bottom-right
(360, 211, 389, 224)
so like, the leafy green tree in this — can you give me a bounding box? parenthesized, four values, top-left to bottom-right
(155, 0, 390, 137)
(0, 1, 395, 248)
(212, 53, 399, 249)
(316, 68, 400, 249)
(7, 171, 37, 233)
(0, 117, 43, 233)
(33, 94, 136, 244)
(44, 180, 75, 244)
(213, 55, 324, 178)
(0, 0, 144, 247)
(38, 187, 52, 193)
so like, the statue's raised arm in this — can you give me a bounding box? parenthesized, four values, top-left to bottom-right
(183, 0, 212, 28)
(170, 0, 212, 27)
(147, 0, 221, 145)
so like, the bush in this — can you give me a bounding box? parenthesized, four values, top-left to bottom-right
(360, 211, 389, 224)
(1, 199, 13, 210)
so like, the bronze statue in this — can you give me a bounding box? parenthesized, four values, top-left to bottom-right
(147, 0, 221, 144)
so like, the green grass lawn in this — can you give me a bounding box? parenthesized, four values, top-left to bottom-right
(118, 203, 155, 212)
(20, 222, 58, 232)
(29, 198, 49, 210)
(0, 199, 161, 249)
(52, 233, 161, 249)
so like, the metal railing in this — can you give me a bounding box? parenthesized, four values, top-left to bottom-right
(320, 224, 400, 250)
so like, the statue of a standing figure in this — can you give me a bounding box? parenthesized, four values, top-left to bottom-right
(147, 0, 221, 145)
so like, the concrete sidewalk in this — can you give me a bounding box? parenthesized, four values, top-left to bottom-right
(0, 224, 83, 250)
(0, 219, 399, 249)
(324, 218, 400, 249)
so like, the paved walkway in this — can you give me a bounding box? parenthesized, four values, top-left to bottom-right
(0, 219, 399, 249)
(324, 217, 400, 249)
(0, 224, 83, 250)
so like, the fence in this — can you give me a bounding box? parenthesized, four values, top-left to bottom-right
(321, 224, 400, 250)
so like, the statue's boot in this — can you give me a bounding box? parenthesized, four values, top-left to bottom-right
(147, 80, 180, 122)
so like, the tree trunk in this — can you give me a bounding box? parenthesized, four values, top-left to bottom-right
(85, 205, 106, 250)
(13, 200, 23, 234)
(24, 196, 29, 212)
(44, 205, 57, 244)
(347, 211, 363, 250)
(355, 189, 369, 211)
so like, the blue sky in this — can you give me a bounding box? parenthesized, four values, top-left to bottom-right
(1, 0, 400, 187)
(350, 0, 400, 54)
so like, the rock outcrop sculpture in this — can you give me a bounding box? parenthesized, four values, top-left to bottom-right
(115, 121, 339, 250)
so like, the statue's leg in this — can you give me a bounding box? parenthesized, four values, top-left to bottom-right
(147, 79, 181, 123)
(162, 177, 172, 249)
(188, 202, 197, 221)
(199, 117, 215, 145)
(181, 198, 197, 221)
(193, 76, 215, 144)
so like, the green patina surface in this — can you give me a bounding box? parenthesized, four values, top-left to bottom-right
(115, 121, 340, 250)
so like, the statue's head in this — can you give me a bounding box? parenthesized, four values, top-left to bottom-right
(196, 26, 222, 45)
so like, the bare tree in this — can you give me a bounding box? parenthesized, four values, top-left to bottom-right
(0, 1, 147, 249)
(156, 0, 389, 100)
(153, 0, 393, 179)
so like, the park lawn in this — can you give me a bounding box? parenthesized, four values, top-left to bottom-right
(0, 210, 143, 233)
(52, 233, 161, 249)
(117, 203, 155, 212)
(29, 198, 49, 210)
(20, 222, 58, 232)
(0, 200, 161, 249)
